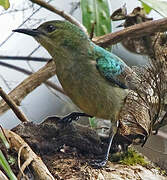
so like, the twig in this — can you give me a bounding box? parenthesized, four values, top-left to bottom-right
(0, 74, 11, 91)
(93, 17, 167, 47)
(27, 45, 41, 56)
(0, 60, 57, 115)
(0, 1, 52, 47)
(0, 55, 48, 62)
(0, 61, 65, 95)
(0, 87, 29, 122)
(0, 61, 36, 75)
(69, 2, 80, 15)
(29, 0, 87, 33)
(153, 112, 167, 131)
(17, 144, 32, 180)
(5, 129, 55, 180)
(89, 22, 96, 40)
(17, 157, 33, 180)
(0, 170, 8, 180)
(45, 81, 65, 95)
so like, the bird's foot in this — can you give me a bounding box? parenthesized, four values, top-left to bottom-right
(60, 112, 92, 124)
(44, 112, 92, 127)
(90, 157, 108, 168)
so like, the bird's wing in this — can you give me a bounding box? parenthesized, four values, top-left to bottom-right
(95, 45, 128, 89)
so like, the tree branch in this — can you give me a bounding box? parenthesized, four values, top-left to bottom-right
(0, 55, 48, 62)
(8, 118, 166, 180)
(29, 0, 87, 33)
(0, 87, 29, 122)
(0, 60, 57, 115)
(0, 61, 65, 95)
(4, 129, 55, 180)
(93, 17, 167, 47)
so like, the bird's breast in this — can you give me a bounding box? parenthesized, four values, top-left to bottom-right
(56, 60, 128, 120)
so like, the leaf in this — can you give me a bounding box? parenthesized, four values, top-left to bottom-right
(0, 0, 10, 10)
(0, 150, 17, 180)
(141, 2, 152, 14)
(80, 0, 112, 37)
(139, 0, 167, 17)
(0, 127, 10, 149)
(89, 117, 97, 128)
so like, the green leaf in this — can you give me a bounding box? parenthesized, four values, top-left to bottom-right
(139, 0, 167, 17)
(0, 127, 10, 149)
(141, 2, 152, 14)
(81, 0, 112, 36)
(89, 117, 97, 128)
(0, 0, 10, 10)
(0, 150, 17, 180)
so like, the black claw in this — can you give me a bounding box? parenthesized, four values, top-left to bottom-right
(89, 151, 109, 168)
(90, 158, 107, 168)
(60, 112, 92, 124)
(45, 112, 92, 128)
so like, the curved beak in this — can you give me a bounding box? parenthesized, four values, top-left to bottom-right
(13, 28, 41, 37)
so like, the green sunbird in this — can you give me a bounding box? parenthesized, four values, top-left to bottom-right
(13, 20, 139, 167)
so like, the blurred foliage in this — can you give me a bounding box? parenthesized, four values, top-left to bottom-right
(141, 2, 152, 14)
(0, 0, 10, 10)
(139, 0, 167, 17)
(0, 127, 16, 179)
(0, 127, 10, 149)
(89, 117, 97, 128)
(0, 150, 17, 180)
(80, 0, 111, 37)
(111, 147, 148, 166)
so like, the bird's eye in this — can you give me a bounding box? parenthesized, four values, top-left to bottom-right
(46, 24, 56, 33)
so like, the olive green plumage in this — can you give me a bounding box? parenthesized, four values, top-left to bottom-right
(13, 21, 143, 167)
(13, 20, 130, 124)
(36, 21, 129, 121)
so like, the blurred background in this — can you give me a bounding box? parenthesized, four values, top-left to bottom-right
(0, 0, 166, 171)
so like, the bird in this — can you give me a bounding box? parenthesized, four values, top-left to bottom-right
(13, 20, 140, 167)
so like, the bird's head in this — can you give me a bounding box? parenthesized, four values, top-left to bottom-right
(13, 20, 90, 58)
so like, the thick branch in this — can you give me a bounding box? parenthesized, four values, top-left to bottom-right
(93, 17, 167, 47)
(10, 118, 166, 180)
(5, 129, 54, 180)
(0, 61, 65, 95)
(0, 60, 56, 115)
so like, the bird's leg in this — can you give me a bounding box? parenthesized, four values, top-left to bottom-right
(90, 132, 115, 168)
(90, 122, 118, 168)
